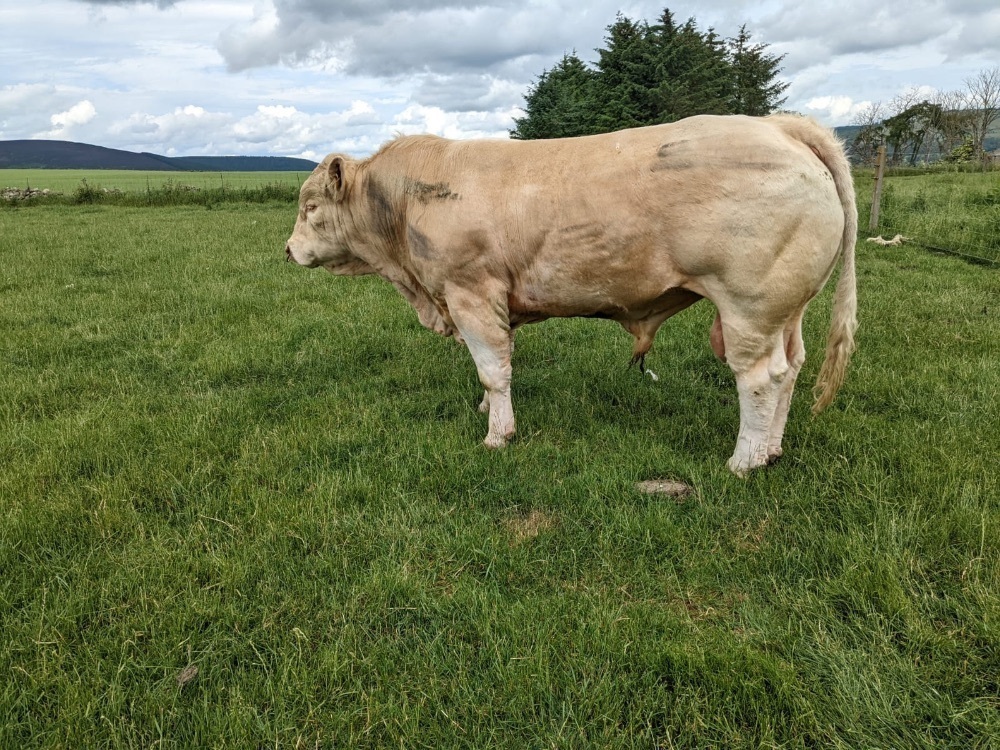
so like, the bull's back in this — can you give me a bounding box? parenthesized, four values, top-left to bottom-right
(468, 118, 843, 299)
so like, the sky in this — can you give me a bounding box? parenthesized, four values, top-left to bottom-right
(1, 0, 998, 160)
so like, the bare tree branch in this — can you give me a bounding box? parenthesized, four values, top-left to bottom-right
(964, 66, 1000, 163)
(931, 89, 974, 157)
(849, 101, 886, 165)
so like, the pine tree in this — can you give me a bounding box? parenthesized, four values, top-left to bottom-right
(510, 53, 598, 139)
(592, 14, 654, 133)
(645, 9, 685, 123)
(727, 25, 789, 116)
(683, 24, 732, 116)
(647, 14, 731, 123)
(512, 8, 790, 139)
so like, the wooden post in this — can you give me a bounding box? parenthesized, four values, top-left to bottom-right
(869, 144, 887, 232)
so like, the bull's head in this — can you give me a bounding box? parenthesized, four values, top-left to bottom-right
(285, 154, 361, 270)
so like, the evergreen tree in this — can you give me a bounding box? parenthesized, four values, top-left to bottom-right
(510, 53, 598, 139)
(670, 21, 731, 119)
(511, 8, 790, 139)
(727, 25, 789, 116)
(645, 9, 690, 123)
(592, 14, 654, 133)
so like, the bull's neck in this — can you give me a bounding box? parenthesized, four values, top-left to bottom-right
(353, 165, 412, 272)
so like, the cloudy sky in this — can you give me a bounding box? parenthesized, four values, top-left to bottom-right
(1, 0, 997, 160)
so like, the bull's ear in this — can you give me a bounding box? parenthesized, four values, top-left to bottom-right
(327, 155, 354, 202)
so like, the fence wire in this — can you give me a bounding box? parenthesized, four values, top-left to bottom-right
(859, 166, 1000, 266)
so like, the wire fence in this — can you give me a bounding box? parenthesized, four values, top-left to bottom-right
(858, 162, 1000, 266)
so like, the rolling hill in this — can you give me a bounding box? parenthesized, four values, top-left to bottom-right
(0, 140, 318, 171)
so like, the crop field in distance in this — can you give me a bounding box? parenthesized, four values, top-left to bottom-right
(0, 168, 311, 194)
(1, 175, 999, 747)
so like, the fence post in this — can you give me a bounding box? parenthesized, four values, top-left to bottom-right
(869, 144, 887, 232)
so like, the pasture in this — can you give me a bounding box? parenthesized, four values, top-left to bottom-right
(858, 168, 1000, 264)
(1, 169, 309, 195)
(1, 186, 999, 747)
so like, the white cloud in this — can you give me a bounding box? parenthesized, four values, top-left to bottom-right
(392, 104, 517, 140)
(106, 100, 392, 157)
(110, 105, 232, 152)
(232, 102, 374, 145)
(803, 96, 866, 123)
(39, 100, 97, 138)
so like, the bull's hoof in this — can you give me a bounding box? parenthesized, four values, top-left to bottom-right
(727, 460, 750, 478)
(726, 455, 768, 477)
(483, 423, 516, 449)
(766, 447, 783, 465)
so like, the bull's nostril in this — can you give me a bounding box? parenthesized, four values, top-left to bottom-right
(285, 245, 292, 262)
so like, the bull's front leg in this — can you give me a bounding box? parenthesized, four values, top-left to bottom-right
(478, 329, 515, 414)
(445, 283, 515, 448)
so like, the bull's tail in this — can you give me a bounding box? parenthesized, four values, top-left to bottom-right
(812, 245, 856, 413)
(772, 115, 858, 414)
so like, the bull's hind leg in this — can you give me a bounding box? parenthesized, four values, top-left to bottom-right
(766, 311, 807, 463)
(721, 317, 790, 476)
(446, 284, 516, 448)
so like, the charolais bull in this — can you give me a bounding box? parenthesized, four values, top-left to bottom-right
(285, 114, 857, 474)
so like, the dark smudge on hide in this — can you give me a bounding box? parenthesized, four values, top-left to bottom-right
(656, 141, 689, 157)
(407, 224, 435, 259)
(652, 142, 783, 173)
(367, 177, 404, 243)
(652, 141, 694, 171)
(405, 179, 460, 203)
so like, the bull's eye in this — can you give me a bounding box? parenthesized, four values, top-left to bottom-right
(305, 203, 318, 214)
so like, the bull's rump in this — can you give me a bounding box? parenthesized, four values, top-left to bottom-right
(415, 115, 846, 321)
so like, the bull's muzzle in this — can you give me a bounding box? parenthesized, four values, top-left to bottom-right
(285, 244, 292, 262)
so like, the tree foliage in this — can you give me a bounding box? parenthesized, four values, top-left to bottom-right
(509, 53, 598, 140)
(849, 72, 999, 167)
(964, 66, 1000, 163)
(727, 24, 789, 116)
(510, 8, 787, 139)
(849, 102, 887, 166)
(884, 101, 942, 167)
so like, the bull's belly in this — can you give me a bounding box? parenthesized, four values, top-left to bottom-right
(507, 284, 701, 327)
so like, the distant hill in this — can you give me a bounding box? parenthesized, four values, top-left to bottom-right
(833, 122, 999, 156)
(0, 140, 318, 171)
(165, 155, 319, 171)
(833, 125, 861, 144)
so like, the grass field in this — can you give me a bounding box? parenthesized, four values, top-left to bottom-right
(0, 169, 310, 194)
(1, 192, 999, 747)
(857, 168, 1000, 264)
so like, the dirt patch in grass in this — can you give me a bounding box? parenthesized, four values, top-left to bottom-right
(503, 509, 557, 545)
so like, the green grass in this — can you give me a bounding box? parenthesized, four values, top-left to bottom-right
(1, 199, 999, 748)
(859, 169, 1000, 264)
(2, 172, 302, 207)
(0, 168, 311, 193)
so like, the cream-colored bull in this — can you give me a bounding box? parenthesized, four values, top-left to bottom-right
(285, 114, 857, 474)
